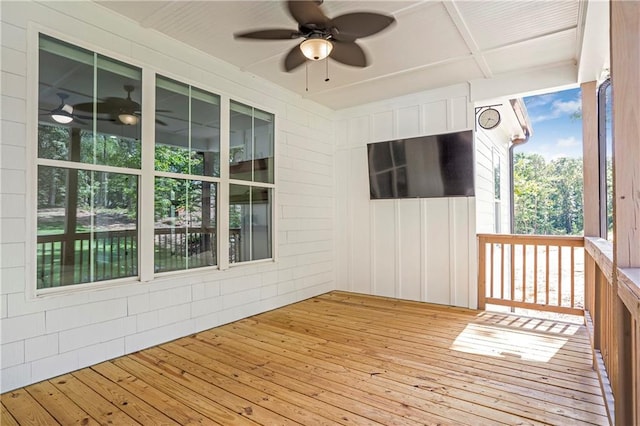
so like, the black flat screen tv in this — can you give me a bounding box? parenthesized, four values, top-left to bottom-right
(367, 130, 475, 199)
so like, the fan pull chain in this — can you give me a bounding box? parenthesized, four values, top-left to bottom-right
(305, 61, 309, 92)
(325, 57, 330, 82)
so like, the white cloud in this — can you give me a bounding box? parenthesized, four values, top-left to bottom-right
(525, 93, 557, 108)
(530, 98, 582, 123)
(556, 136, 580, 148)
(554, 99, 581, 114)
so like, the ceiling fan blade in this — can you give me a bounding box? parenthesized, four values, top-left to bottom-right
(234, 29, 300, 40)
(155, 118, 168, 126)
(330, 41, 368, 67)
(331, 12, 395, 40)
(283, 44, 307, 72)
(73, 102, 113, 113)
(287, 0, 329, 26)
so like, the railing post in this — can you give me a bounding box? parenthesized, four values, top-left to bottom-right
(477, 236, 486, 310)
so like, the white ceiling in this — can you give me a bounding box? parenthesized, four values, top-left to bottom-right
(96, 0, 607, 110)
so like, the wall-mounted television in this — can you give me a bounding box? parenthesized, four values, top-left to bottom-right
(367, 130, 475, 199)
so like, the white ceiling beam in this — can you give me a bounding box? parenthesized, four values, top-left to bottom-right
(576, 0, 609, 83)
(482, 26, 578, 54)
(301, 55, 475, 97)
(470, 60, 577, 102)
(442, 0, 493, 79)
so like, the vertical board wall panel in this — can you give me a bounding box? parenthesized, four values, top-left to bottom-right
(450, 198, 470, 306)
(335, 120, 348, 148)
(336, 84, 476, 308)
(467, 197, 478, 309)
(373, 111, 394, 142)
(425, 198, 452, 305)
(372, 201, 397, 297)
(335, 150, 349, 290)
(348, 116, 371, 147)
(349, 147, 372, 294)
(450, 96, 470, 130)
(398, 199, 422, 301)
(423, 100, 448, 134)
(397, 105, 421, 139)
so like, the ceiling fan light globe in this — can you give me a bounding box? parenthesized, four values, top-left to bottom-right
(300, 38, 333, 61)
(51, 112, 73, 124)
(118, 113, 139, 125)
(51, 103, 74, 124)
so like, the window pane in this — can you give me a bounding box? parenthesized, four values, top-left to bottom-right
(229, 184, 272, 263)
(155, 76, 220, 177)
(154, 177, 217, 273)
(253, 108, 274, 183)
(38, 34, 142, 168)
(37, 166, 138, 288)
(229, 101, 274, 183)
(251, 186, 272, 260)
(230, 101, 254, 181)
(604, 83, 613, 241)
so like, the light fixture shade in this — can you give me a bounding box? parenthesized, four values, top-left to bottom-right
(51, 104, 74, 124)
(300, 38, 333, 61)
(118, 113, 139, 125)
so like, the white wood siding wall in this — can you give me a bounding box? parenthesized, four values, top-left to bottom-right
(0, 1, 335, 392)
(475, 129, 511, 234)
(334, 84, 478, 308)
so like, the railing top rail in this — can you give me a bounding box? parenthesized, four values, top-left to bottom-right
(477, 233, 584, 247)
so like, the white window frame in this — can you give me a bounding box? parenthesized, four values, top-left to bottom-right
(228, 99, 277, 267)
(29, 30, 277, 297)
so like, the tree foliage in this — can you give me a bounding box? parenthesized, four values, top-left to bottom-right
(513, 152, 584, 235)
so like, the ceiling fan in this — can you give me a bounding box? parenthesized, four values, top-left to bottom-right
(40, 93, 88, 125)
(234, 0, 396, 72)
(74, 85, 168, 126)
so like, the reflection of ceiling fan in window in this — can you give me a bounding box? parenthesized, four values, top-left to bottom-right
(73, 85, 169, 126)
(40, 93, 89, 125)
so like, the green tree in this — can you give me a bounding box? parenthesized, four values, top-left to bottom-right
(513, 152, 584, 235)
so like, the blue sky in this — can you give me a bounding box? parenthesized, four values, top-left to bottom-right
(518, 87, 583, 160)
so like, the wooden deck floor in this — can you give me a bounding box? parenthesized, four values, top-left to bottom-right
(1, 291, 609, 425)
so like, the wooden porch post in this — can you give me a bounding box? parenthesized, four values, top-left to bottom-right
(610, 1, 640, 424)
(581, 81, 598, 323)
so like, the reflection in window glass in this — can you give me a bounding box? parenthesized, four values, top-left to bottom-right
(37, 34, 141, 290)
(37, 166, 138, 288)
(155, 76, 220, 177)
(229, 184, 272, 263)
(230, 101, 274, 183)
(154, 178, 217, 272)
(599, 80, 613, 241)
(38, 34, 142, 168)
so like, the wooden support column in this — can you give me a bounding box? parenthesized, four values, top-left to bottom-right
(610, 1, 640, 424)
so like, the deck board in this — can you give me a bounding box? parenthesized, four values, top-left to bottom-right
(1, 291, 609, 425)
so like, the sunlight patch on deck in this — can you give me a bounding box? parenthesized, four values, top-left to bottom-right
(450, 323, 568, 362)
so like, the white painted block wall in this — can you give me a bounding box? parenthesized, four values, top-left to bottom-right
(0, 1, 335, 392)
(334, 84, 478, 308)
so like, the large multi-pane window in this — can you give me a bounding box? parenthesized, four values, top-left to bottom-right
(36, 34, 275, 291)
(37, 35, 141, 289)
(154, 76, 220, 272)
(229, 101, 274, 263)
